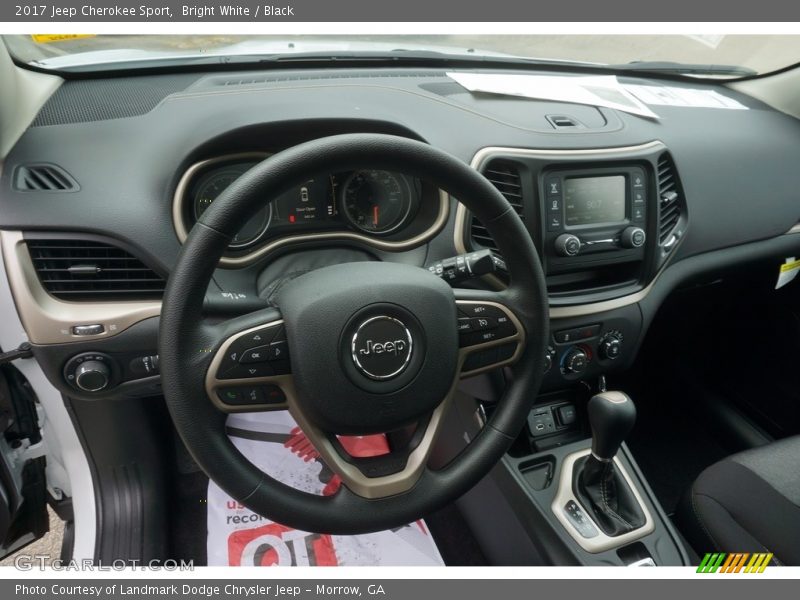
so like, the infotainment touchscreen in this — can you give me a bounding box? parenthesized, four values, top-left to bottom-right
(564, 175, 626, 226)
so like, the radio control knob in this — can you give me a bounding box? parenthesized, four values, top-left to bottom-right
(555, 234, 581, 257)
(75, 361, 110, 392)
(621, 227, 646, 249)
(563, 347, 588, 374)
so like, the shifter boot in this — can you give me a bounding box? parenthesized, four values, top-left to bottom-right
(574, 455, 646, 536)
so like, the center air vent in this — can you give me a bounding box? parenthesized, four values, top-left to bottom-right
(27, 239, 165, 301)
(656, 153, 686, 251)
(471, 160, 526, 253)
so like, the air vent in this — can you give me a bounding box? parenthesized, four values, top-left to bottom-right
(656, 153, 685, 248)
(27, 239, 165, 301)
(471, 160, 525, 253)
(13, 164, 78, 192)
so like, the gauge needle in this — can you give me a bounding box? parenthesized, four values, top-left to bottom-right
(373, 204, 379, 227)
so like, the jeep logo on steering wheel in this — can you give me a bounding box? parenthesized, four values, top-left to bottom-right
(351, 316, 413, 381)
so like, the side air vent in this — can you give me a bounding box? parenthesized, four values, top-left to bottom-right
(27, 239, 165, 301)
(13, 164, 78, 192)
(470, 160, 525, 253)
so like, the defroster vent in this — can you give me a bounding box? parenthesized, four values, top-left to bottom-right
(471, 160, 525, 253)
(27, 239, 165, 301)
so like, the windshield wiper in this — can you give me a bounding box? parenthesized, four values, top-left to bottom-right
(611, 61, 757, 77)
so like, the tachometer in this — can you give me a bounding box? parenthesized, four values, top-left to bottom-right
(193, 166, 272, 248)
(340, 171, 413, 234)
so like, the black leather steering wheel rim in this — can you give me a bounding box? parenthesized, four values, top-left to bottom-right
(159, 133, 548, 534)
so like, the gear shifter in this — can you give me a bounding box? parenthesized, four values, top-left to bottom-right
(574, 391, 646, 536)
(588, 390, 636, 460)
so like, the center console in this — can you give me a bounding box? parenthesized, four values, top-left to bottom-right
(449, 141, 691, 565)
(447, 384, 690, 566)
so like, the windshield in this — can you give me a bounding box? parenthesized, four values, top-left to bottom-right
(4, 34, 800, 77)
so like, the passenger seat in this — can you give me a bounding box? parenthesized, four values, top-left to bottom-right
(677, 435, 800, 565)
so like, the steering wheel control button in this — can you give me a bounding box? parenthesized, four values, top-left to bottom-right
(240, 345, 270, 363)
(351, 315, 413, 381)
(217, 385, 287, 406)
(457, 303, 518, 347)
(216, 322, 287, 378)
(267, 341, 288, 361)
(457, 318, 474, 333)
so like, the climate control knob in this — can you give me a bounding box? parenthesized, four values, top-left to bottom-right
(599, 334, 623, 360)
(75, 361, 111, 392)
(555, 234, 581, 257)
(621, 227, 646, 249)
(562, 347, 589, 374)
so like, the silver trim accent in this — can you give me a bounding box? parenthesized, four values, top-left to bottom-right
(551, 448, 655, 553)
(0, 231, 161, 345)
(454, 141, 675, 317)
(204, 298, 526, 497)
(456, 299, 526, 378)
(350, 315, 413, 381)
(173, 153, 451, 268)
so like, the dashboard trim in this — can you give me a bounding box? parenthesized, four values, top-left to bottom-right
(173, 153, 451, 268)
(0, 230, 161, 345)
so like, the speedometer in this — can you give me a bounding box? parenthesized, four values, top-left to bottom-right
(193, 166, 272, 248)
(340, 171, 413, 234)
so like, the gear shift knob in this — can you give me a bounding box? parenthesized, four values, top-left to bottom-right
(588, 391, 636, 460)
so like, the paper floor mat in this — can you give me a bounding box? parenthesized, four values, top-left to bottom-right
(207, 411, 444, 566)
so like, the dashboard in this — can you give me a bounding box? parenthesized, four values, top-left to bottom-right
(3, 66, 800, 400)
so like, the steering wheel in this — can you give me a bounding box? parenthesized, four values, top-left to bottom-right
(159, 133, 548, 535)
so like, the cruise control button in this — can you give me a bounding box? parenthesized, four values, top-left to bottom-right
(495, 315, 518, 338)
(471, 316, 497, 331)
(457, 318, 474, 333)
(460, 329, 502, 347)
(240, 345, 270, 363)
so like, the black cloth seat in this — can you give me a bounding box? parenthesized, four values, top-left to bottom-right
(677, 435, 800, 566)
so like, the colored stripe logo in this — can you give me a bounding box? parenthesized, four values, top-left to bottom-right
(697, 552, 773, 573)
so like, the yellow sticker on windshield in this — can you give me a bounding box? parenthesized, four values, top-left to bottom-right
(31, 34, 95, 44)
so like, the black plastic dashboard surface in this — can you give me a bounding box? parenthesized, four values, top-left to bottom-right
(3, 67, 800, 277)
